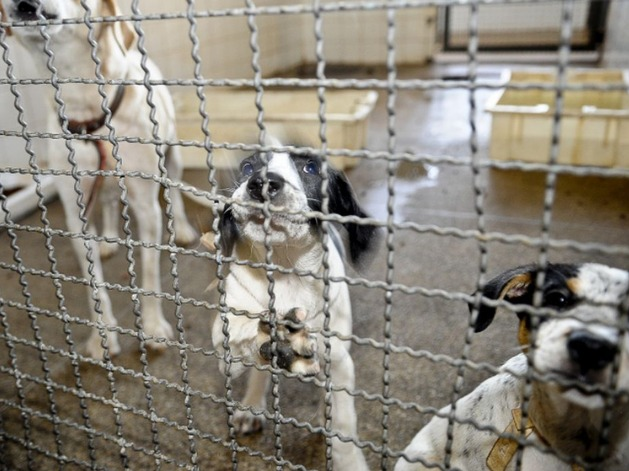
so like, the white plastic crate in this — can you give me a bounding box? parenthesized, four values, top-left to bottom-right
(486, 69, 629, 168)
(174, 89, 378, 170)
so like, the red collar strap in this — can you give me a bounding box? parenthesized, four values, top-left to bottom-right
(61, 85, 125, 216)
(65, 84, 126, 135)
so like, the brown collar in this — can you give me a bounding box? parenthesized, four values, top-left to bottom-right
(486, 408, 585, 471)
(62, 85, 125, 216)
(65, 84, 126, 135)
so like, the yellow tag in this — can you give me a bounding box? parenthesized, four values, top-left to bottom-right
(486, 409, 533, 471)
(486, 409, 585, 471)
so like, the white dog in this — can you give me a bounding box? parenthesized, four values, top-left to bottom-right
(396, 263, 629, 471)
(211, 145, 378, 470)
(0, 0, 197, 357)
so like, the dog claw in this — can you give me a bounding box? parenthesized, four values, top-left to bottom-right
(291, 357, 321, 376)
(233, 409, 265, 435)
(143, 319, 174, 350)
(257, 308, 319, 375)
(85, 330, 121, 359)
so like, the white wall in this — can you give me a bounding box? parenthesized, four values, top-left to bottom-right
(117, 0, 306, 80)
(449, 2, 590, 36)
(301, 4, 437, 66)
(602, 0, 629, 68)
(119, 1, 436, 78)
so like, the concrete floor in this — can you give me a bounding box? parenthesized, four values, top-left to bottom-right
(1, 64, 628, 470)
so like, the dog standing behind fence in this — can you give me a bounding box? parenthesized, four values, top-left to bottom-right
(395, 263, 629, 471)
(0, 0, 197, 357)
(210, 143, 378, 470)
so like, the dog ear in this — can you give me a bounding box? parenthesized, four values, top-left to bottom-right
(471, 265, 537, 332)
(327, 169, 378, 267)
(217, 204, 238, 256)
(101, 0, 136, 54)
(0, 3, 12, 36)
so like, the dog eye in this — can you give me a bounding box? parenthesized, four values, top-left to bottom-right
(544, 291, 569, 309)
(241, 162, 254, 177)
(303, 160, 319, 175)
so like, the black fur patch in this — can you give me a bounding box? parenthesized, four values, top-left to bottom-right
(223, 150, 379, 266)
(217, 204, 239, 256)
(471, 263, 581, 332)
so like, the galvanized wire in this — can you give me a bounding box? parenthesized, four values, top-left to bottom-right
(1, 1, 628, 470)
(443, 1, 484, 468)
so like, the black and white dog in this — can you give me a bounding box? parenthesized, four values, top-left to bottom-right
(211, 143, 377, 470)
(396, 263, 629, 471)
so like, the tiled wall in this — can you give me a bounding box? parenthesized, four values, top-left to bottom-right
(301, 4, 437, 66)
(127, 1, 437, 78)
(120, 0, 305, 80)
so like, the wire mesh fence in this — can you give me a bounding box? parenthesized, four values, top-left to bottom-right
(0, 0, 628, 470)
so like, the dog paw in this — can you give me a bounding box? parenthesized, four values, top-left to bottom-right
(257, 308, 319, 375)
(142, 318, 174, 351)
(85, 330, 121, 359)
(174, 221, 198, 247)
(99, 240, 119, 259)
(233, 408, 265, 435)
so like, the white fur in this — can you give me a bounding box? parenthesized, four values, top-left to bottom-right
(396, 264, 629, 471)
(3, 0, 197, 357)
(212, 150, 369, 470)
(230, 151, 312, 245)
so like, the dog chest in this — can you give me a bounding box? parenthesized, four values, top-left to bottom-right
(225, 269, 327, 315)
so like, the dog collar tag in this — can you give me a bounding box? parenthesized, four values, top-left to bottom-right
(486, 408, 585, 471)
(486, 408, 533, 471)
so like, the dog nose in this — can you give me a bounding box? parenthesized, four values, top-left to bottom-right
(567, 331, 617, 372)
(15, 0, 40, 13)
(247, 173, 284, 202)
(13, 0, 43, 20)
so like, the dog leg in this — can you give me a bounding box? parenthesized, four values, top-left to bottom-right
(328, 337, 368, 471)
(231, 309, 319, 435)
(165, 146, 197, 246)
(56, 179, 121, 358)
(99, 183, 120, 259)
(127, 179, 173, 350)
(233, 368, 270, 435)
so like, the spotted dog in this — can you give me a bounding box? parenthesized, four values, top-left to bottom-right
(211, 143, 378, 470)
(396, 263, 629, 471)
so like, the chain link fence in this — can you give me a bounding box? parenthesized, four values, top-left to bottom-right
(1, 0, 628, 470)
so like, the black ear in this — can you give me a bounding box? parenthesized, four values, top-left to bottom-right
(471, 265, 538, 332)
(217, 204, 239, 256)
(327, 169, 379, 267)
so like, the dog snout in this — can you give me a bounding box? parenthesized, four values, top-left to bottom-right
(247, 172, 285, 202)
(567, 330, 617, 372)
(15, 0, 39, 13)
(12, 0, 50, 20)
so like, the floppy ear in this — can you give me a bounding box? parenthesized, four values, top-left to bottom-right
(0, 3, 12, 37)
(327, 169, 378, 267)
(217, 204, 239, 256)
(101, 0, 136, 54)
(471, 265, 537, 332)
